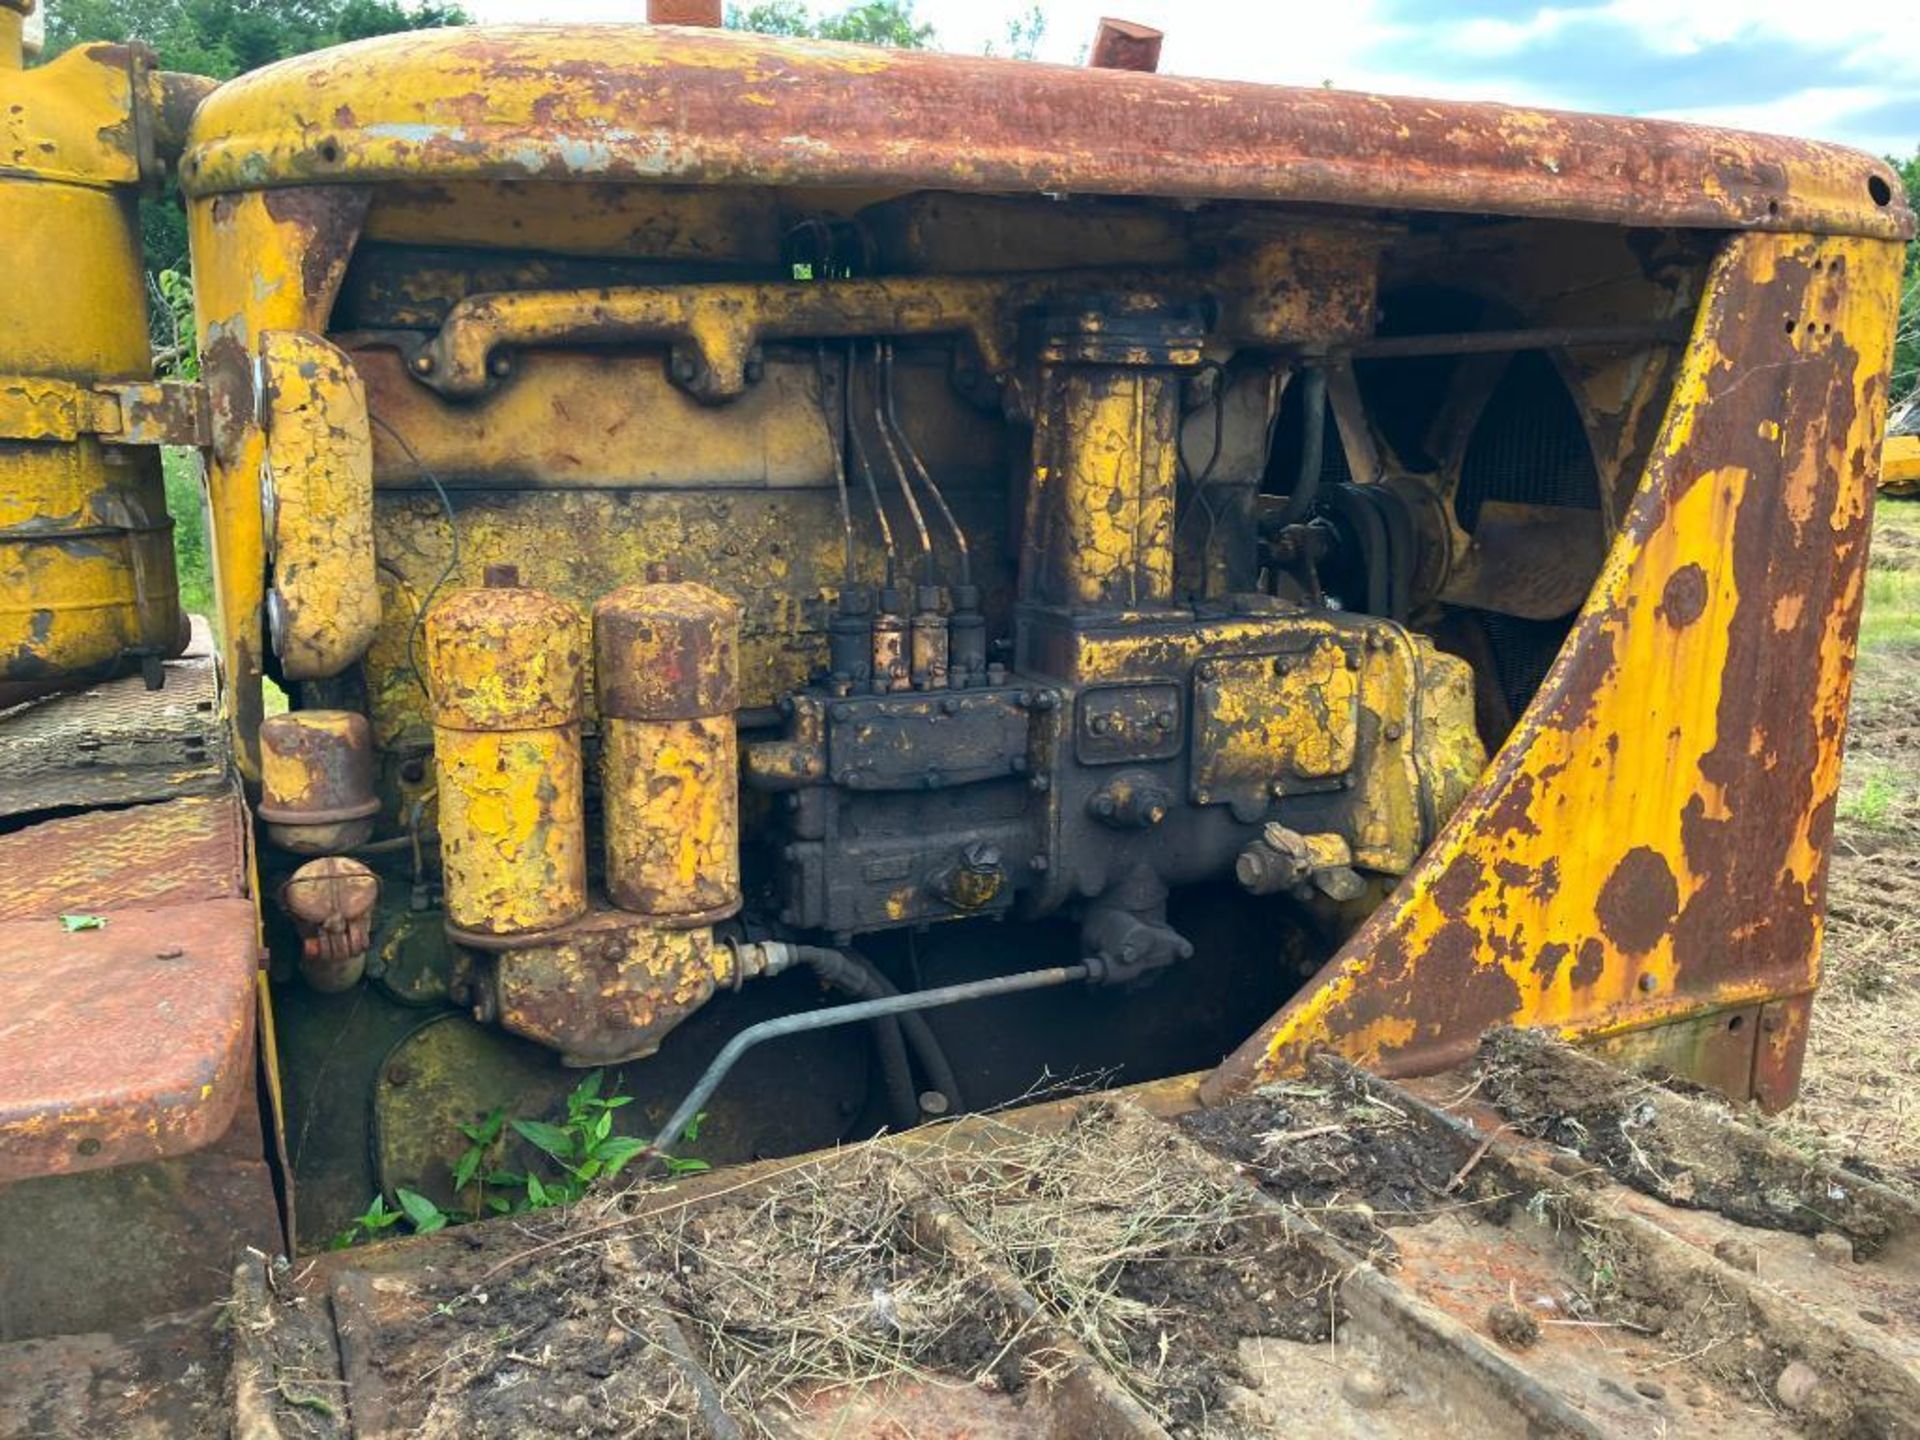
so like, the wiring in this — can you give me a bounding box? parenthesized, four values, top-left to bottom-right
(369, 411, 459, 697)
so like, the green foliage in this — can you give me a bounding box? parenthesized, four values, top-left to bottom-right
(332, 1070, 677, 1248)
(154, 269, 199, 379)
(43, 0, 468, 79)
(162, 448, 214, 616)
(1892, 151, 1919, 414)
(983, 1, 1044, 60)
(725, 0, 933, 48)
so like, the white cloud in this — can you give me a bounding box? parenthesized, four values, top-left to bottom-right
(456, 0, 1919, 149)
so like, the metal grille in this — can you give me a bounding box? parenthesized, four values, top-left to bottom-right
(1455, 351, 1600, 529)
(1453, 351, 1599, 713)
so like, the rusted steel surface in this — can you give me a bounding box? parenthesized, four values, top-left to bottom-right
(0, 896, 259, 1180)
(258, 708, 378, 851)
(259, 327, 378, 681)
(0, 1082, 281, 1342)
(180, 26, 1912, 241)
(644, 0, 721, 23)
(1751, 993, 1815, 1112)
(464, 908, 731, 1065)
(428, 576, 590, 938)
(594, 577, 740, 723)
(189, 184, 370, 781)
(0, 789, 247, 920)
(1205, 230, 1904, 1103)
(593, 580, 742, 924)
(280, 855, 379, 992)
(1088, 18, 1163, 73)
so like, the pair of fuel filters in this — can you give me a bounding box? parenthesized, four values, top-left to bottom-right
(256, 564, 743, 980)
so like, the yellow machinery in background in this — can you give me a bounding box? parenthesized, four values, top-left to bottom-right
(1886, 430, 1920, 496)
(0, 0, 1913, 1378)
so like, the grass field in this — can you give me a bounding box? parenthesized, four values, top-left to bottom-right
(1784, 498, 1920, 1182)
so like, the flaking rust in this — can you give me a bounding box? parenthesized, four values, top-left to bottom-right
(1207, 232, 1904, 1105)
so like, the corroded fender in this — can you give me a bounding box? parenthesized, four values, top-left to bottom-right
(1207, 233, 1904, 1109)
(262, 330, 378, 680)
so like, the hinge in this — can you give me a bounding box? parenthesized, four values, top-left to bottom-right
(0, 375, 211, 448)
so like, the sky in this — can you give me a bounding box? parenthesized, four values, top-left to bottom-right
(455, 0, 1920, 158)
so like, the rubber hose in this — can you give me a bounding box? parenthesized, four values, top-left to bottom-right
(790, 946, 966, 1117)
(843, 949, 967, 1116)
(1273, 366, 1328, 527)
(784, 946, 919, 1128)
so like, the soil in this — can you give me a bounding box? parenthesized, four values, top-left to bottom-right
(1177, 1072, 1514, 1258)
(1785, 500, 1920, 1186)
(931, 1099, 1343, 1437)
(344, 1241, 709, 1439)
(1478, 1028, 1911, 1254)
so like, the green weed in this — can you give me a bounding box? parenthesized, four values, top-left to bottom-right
(332, 1071, 692, 1248)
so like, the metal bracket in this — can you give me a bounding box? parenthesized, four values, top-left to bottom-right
(0, 375, 211, 447)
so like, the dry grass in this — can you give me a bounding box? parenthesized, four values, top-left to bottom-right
(1782, 500, 1920, 1184)
(929, 1101, 1342, 1433)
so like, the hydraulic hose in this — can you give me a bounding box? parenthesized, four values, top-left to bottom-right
(1272, 365, 1328, 527)
(787, 946, 966, 1119)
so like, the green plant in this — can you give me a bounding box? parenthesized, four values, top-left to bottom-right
(1842, 772, 1898, 829)
(152, 268, 199, 380)
(330, 1192, 403, 1249)
(507, 1069, 650, 1206)
(332, 1071, 684, 1248)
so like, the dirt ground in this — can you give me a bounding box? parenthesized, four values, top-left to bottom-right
(1780, 497, 1920, 1185)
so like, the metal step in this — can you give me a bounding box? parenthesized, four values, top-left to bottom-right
(8, 1041, 1917, 1439)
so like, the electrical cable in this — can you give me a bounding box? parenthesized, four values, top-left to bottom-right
(369, 411, 459, 697)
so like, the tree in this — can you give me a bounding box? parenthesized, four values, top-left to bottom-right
(983, 2, 1043, 60)
(45, 0, 466, 79)
(725, 1, 932, 48)
(1892, 151, 1919, 421)
(43, 0, 465, 271)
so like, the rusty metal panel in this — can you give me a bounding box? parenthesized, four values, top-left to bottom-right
(0, 790, 246, 921)
(179, 27, 1912, 243)
(261, 328, 378, 680)
(1205, 230, 1906, 1103)
(0, 620, 225, 819)
(0, 896, 259, 1181)
(0, 1082, 281, 1342)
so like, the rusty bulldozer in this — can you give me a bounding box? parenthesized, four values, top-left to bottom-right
(3, 2, 1919, 1435)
